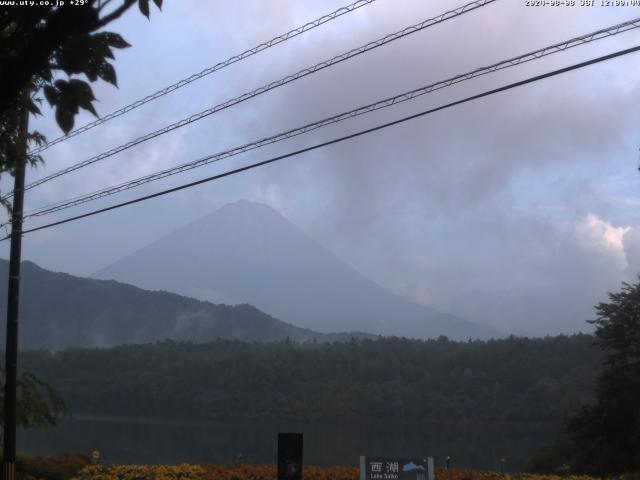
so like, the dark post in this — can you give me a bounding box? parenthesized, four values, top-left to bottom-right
(277, 433, 303, 480)
(3, 90, 29, 480)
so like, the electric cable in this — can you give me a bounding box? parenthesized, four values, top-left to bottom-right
(7, 0, 496, 200)
(28, 0, 379, 155)
(19, 16, 640, 221)
(5, 44, 638, 241)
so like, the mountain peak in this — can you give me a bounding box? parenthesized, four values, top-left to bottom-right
(226, 199, 272, 208)
(196, 200, 289, 231)
(94, 201, 499, 339)
(219, 199, 278, 213)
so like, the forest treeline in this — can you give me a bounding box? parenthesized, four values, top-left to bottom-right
(17, 334, 598, 423)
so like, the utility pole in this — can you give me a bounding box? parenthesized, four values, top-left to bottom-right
(3, 89, 29, 480)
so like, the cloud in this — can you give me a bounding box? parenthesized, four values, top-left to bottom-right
(254, 183, 284, 213)
(237, 0, 640, 247)
(390, 281, 435, 307)
(12, 0, 640, 337)
(401, 255, 439, 271)
(576, 213, 631, 270)
(623, 228, 640, 278)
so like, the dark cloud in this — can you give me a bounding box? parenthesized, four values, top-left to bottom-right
(3, 0, 639, 335)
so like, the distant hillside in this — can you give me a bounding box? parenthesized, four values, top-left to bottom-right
(0, 260, 371, 350)
(19, 335, 599, 423)
(94, 200, 500, 340)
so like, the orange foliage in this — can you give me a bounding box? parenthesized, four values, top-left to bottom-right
(15, 459, 604, 480)
(201, 464, 359, 480)
(433, 468, 597, 480)
(16, 453, 91, 480)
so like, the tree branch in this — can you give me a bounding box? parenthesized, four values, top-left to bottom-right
(95, 0, 137, 28)
(97, 0, 117, 13)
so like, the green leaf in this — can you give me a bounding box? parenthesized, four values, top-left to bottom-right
(55, 34, 91, 76)
(27, 130, 47, 147)
(89, 33, 116, 60)
(43, 85, 58, 106)
(52, 80, 83, 133)
(138, 0, 150, 18)
(56, 32, 121, 78)
(26, 100, 41, 116)
(68, 79, 98, 117)
(83, 58, 100, 82)
(68, 79, 96, 101)
(39, 70, 53, 82)
(97, 62, 117, 87)
(97, 32, 131, 49)
(55, 106, 74, 135)
(12, 372, 69, 428)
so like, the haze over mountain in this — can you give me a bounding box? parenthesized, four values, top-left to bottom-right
(0, 259, 367, 350)
(94, 201, 499, 339)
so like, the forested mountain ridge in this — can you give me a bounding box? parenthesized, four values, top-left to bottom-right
(18, 335, 599, 423)
(0, 259, 372, 349)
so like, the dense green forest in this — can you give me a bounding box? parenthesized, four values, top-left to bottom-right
(17, 335, 598, 423)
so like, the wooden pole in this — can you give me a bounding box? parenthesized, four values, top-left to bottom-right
(3, 89, 29, 480)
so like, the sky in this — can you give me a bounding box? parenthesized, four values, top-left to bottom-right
(2, 0, 640, 336)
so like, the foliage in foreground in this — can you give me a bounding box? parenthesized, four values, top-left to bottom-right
(16, 453, 90, 480)
(71, 464, 206, 480)
(13, 454, 626, 480)
(1, 0, 162, 211)
(64, 464, 608, 480)
(531, 280, 640, 476)
(0, 372, 68, 429)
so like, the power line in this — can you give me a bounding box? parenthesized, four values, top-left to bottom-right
(7, 44, 639, 241)
(28, 0, 378, 156)
(19, 16, 640, 221)
(9, 0, 496, 199)
(20, 15, 640, 218)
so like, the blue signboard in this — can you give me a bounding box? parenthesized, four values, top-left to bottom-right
(359, 457, 434, 480)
